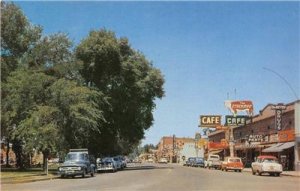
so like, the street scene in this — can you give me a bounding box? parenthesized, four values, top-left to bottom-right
(1, 1, 300, 191)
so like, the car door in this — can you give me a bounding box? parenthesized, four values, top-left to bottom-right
(253, 158, 261, 171)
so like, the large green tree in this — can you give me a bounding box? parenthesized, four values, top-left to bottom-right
(76, 30, 165, 155)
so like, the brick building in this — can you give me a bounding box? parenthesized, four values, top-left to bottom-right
(208, 100, 299, 170)
(157, 136, 195, 162)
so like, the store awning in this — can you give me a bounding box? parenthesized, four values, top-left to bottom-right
(209, 150, 223, 154)
(262, 142, 295, 153)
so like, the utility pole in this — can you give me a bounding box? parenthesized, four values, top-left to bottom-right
(172, 134, 176, 163)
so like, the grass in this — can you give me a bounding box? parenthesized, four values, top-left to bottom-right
(1, 163, 60, 179)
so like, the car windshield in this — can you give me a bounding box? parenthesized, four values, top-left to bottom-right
(229, 158, 241, 162)
(102, 158, 112, 162)
(262, 158, 278, 163)
(65, 153, 85, 161)
(196, 158, 204, 162)
(188, 158, 195, 161)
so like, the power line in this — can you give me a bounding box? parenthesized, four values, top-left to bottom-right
(263, 67, 299, 100)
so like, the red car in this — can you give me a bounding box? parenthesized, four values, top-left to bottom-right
(221, 157, 244, 172)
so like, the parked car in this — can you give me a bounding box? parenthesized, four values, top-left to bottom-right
(159, 158, 168, 164)
(206, 154, 221, 169)
(96, 157, 117, 173)
(251, 155, 282, 176)
(114, 155, 127, 168)
(58, 149, 95, 178)
(221, 157, 243, 172)
(192, 157, 205, 167)
(113, 156, 123, 170)
(185, 157, 196, 167)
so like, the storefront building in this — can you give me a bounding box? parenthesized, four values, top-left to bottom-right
(157, 136, 195, 162)
(208, 100, 299, 170)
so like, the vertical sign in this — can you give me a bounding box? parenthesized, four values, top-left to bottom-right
(271, 104, 287, 131)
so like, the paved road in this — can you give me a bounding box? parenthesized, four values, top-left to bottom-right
(2, 163, 300, 191)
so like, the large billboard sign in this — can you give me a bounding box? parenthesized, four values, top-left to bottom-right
(225, 115, 251, 126)
(199, 115, 221, 127)
(225, 100, 254, 116)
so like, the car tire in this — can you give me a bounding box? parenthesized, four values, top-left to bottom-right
(61, 175, 65, 178)
(91, 169, 95, 177)
(82, 169, 86, 178)
(252, 168, 255, 175)
(258, 171, 262, 176)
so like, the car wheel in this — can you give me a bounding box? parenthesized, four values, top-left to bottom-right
(60, 175, 65, 178)
(258, 171, 262, 176)
(91, 169, 95, 177)
(252, 168, 255, 175)
(82, 169, 86, 178)
(225, 168, 228, 172)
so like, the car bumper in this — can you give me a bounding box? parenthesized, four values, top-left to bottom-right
(226, 167, 243, 170)
(97, 167, 115, 171)
(59, 170, 84, 176)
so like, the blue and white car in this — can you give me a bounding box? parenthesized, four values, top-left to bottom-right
(97, 157, 117, 172)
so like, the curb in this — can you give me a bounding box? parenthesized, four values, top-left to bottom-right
(1, 176, 59, 184)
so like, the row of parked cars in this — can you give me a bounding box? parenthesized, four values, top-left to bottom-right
(57, 149, 128, 178)
(183, 154, 283, 176)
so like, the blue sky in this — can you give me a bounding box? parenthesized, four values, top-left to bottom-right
(15, 1, 300, 145)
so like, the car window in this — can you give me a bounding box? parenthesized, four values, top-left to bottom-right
(65, 153, 85, 161)
(263, 158, 278, 163)
(229, 158, 241, 162)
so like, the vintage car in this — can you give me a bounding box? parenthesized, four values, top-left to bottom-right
(58, 149, 95, 178)
(251, 155, 282, 176)
(159, 158, 168, 164)
(191, 157, 205, 167)
(185, 157, 196, 167)
(97, 157, 117, 172)
(221, 157, 243, 172)
(113, 156, 123, 170)
(206, 154, 221, 169)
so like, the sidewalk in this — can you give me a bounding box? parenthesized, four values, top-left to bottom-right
(243, 168, 300, 177)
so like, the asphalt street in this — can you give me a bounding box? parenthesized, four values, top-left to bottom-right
(2, 163, 300, 191)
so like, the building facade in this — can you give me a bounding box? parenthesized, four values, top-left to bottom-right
(208, 100, 299, 170)
(157, 136, 195, 162)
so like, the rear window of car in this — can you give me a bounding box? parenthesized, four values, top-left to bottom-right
(229, 158, 241, 162)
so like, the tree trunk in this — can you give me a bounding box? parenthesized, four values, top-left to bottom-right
(42, 149, 50, 172)
(5, 139, 10, 167)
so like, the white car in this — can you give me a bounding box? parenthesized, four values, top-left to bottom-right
(251, 155, 282, 176)
(159, 158, 168, 164)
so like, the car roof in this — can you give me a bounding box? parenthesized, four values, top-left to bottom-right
(257, 155, 277, 159)
(225, 157, 241, 159)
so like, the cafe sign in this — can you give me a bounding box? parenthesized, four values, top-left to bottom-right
(225, 115, 250, 126)
(199, 115, 222, 127)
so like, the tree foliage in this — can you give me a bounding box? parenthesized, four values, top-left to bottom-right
(76, 30, 165, 155)
(1, 2, 165, 168)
